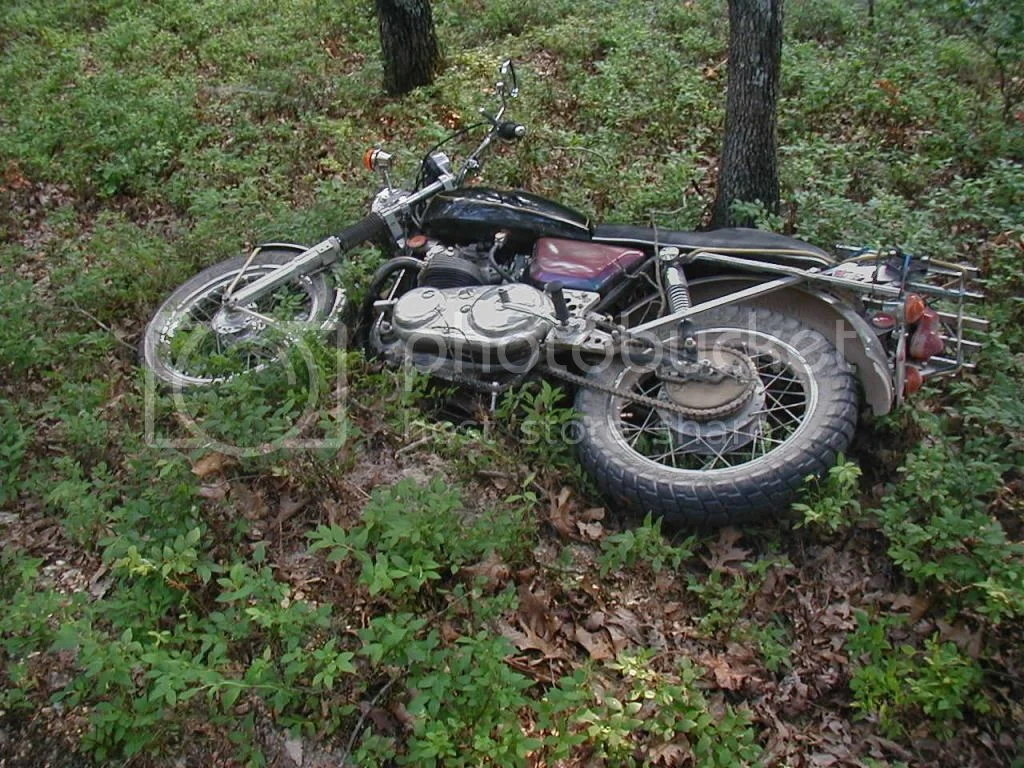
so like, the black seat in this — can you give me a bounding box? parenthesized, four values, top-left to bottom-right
(592, 225, 833, 269)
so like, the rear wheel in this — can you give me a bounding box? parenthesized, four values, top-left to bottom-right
(575, 306, 858, 525)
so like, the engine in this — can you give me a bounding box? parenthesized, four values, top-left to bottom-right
(391, 283, 556, 371)
(417, 242, 504, 289)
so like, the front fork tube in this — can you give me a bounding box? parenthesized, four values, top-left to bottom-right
(226, 237, 342, 308)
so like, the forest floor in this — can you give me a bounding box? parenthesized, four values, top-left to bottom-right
(1, 0, 1023, 765)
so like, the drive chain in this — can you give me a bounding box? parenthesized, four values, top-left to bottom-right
(538, 363, 719, 421)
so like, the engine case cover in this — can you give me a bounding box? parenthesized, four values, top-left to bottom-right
(392, 284, 555, 366)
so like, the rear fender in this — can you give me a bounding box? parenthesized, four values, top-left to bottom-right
(689, 276, 894, 416)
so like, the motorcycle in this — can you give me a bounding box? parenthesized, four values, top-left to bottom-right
(142, 61, 985, 525)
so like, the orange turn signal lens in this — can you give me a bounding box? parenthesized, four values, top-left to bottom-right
(904, 293, 925, 324)
(904, 365, 923, 396)
(363, 147, 378, 171)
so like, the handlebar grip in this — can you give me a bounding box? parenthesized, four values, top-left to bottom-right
(336, 213, 389, 252)
(497, 121, 526, 141)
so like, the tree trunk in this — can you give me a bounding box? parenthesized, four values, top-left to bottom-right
(711, 0, 784, 229)
(376, 0, 441, 96)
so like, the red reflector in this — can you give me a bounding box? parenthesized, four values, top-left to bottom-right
(871, 312, 896, 330)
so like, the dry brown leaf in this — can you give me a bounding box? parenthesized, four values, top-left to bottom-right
(548, 486, 575, 540)
(579, 507, 605, 522)
(574, 625, 615, 660)
(647, 739, 692, 766)
(461, 552, 511, 592)
(576, 520, 603, 540)
(518, 583, 556, 636)
(191, 451, 235, 479)
(700, 527, 750, 573)
(498, 620, 562, 658)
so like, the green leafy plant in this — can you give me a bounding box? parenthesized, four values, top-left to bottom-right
(793, 455, 863, 532)
(847, 610, 990, 737)
(598, 513, 697, 576)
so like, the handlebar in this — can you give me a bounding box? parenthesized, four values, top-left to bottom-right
(479, 108, 526, 141)
(336, 212, 389, 251)
(497, 120, 527, 140)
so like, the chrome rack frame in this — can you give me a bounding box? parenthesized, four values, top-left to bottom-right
(628, 248, 988, 379)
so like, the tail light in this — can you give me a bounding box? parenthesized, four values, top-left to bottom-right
(901, 297, 945, 399)
(909, 306, 944, 362)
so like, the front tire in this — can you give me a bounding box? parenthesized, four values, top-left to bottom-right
(574, 306, 858, 526)
(142, 249, 332, 389)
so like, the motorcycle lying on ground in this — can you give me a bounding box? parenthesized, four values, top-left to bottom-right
(142, 61, 985, 525)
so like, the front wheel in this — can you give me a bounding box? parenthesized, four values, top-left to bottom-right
(141, 249, 333, 389)
(574, 306, 859, 526)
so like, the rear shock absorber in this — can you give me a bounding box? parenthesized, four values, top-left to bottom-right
(659, 246, 691, 313)
(659, 246, 697, 358)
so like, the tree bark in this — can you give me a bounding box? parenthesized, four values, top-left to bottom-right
(712, 0, 784, 229)
(376, 0, 441, 96)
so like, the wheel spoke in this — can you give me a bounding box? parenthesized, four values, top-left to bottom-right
(153, 263, 320, 384)
(612, 329, 816, 472)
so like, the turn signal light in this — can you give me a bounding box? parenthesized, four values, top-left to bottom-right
(904, 365, 923, 396)
(363, 148, 393, 172)
(904, 293, 925, 324)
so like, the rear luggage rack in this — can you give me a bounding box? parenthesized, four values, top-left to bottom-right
(635, 246, 986, 406)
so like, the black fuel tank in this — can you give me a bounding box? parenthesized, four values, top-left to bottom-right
(421, 188, 591, 248)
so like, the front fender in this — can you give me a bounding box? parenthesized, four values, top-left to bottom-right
(690, 276, 894, 416)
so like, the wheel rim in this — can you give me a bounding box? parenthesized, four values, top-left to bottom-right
(152, 266, 324, 387)
(606, 328, 820, 473)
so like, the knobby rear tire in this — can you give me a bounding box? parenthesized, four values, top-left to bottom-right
(574, 306, 859, 526)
